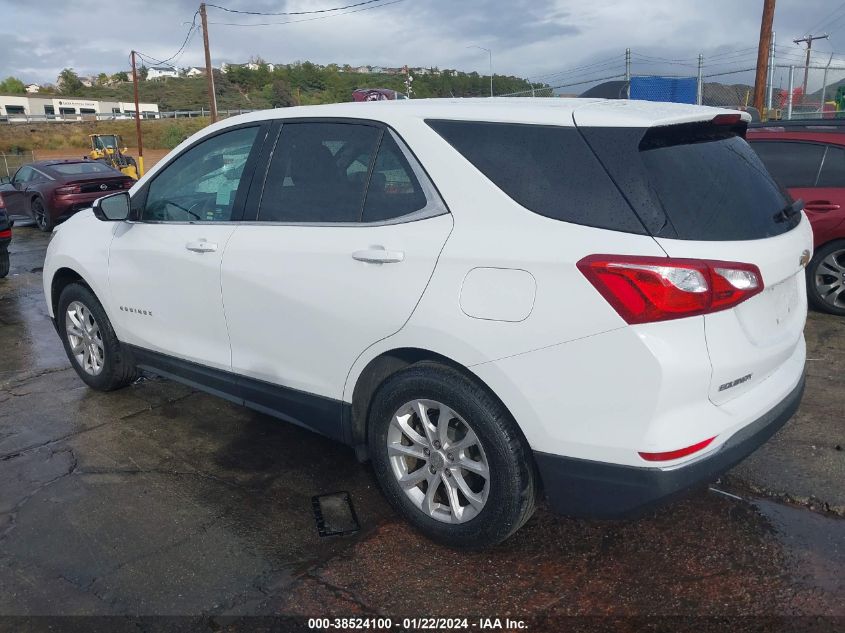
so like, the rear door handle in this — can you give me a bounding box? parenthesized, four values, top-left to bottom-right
(804, 200, 841, 212)
(352, 246, 405, 264)
(185, 240, 218, 253)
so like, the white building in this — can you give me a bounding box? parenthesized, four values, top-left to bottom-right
(185, 67, 206, 77)
(25, 84, 40, 93)
(246, 62, 275, 72)
(147, 66, 178, 80)
(0, 95, 160, 121)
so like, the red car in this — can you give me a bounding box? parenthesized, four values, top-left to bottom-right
(748, 121, 845, 316)
(0, 160, 134, 232)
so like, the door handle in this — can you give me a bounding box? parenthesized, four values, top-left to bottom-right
(352, 246, 405, 264)
(804, 201, 841, 212)
(185, 240, 218, 253)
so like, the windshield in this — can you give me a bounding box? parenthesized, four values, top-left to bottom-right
(94, 135, 119, 149)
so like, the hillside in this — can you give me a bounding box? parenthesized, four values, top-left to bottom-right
(0, 119, 208, 152)
(24, 62, 544, 111)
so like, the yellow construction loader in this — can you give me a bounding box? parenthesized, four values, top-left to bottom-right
(88, 134, 139, 179)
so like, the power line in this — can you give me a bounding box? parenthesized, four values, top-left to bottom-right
(134, 9, 200, 67)
(804, 1, 845, 37)
(209, 0, 404, 26)
(206, 0, 386, 16)
(529, 56, 625, 82)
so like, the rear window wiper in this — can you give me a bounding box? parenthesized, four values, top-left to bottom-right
(773, 199, 803, 223)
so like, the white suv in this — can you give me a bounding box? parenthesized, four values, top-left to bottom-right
(44, 99, 811, 548)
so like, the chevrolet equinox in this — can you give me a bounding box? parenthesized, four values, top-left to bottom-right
(44, 99, 810, 548)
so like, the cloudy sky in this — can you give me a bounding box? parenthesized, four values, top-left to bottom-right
(1, 0, 843, 87)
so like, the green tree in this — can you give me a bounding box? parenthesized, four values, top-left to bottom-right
(57, 68, 83, 94)
(96, 72, 110, 86)
(139, 65, 149, 81)
(267, 79, 296, 107)
(111, 71, 129, 83)
(0, 76, 26, 94)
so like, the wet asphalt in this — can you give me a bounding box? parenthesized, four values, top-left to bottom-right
(0, 225, 843, 627)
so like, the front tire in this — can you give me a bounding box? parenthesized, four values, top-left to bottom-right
(368, 362, 536, 549)
(807, 240, 845, 316)
(57, 283, 138, 391)
(32, 197, 53, 233)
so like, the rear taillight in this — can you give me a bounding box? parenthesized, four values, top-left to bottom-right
(122, 180, 134, 189)
(577, 255, 763, 324)
(55, 185, 81, 195)
(0, 229, 10, 239)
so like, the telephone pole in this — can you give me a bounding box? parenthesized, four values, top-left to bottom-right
(130, 51, 144, 177)
(793, 33, 828, 100)
(200, 3, 218, 122)
(753, 0, 776, 115)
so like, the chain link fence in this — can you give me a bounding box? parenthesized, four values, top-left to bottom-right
(0, 151, 35, 179)
(494, 51, 845, 122)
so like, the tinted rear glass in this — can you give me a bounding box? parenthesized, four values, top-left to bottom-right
(48, 162, 116, 175)
(749, 140, 825, 188)
(580, 124, 796, 240)
(426, 120, 646, 234)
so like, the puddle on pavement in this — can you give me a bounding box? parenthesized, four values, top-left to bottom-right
(753, 497, 845, 608)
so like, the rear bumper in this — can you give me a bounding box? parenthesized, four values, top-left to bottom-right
(534, 375, 805, 519)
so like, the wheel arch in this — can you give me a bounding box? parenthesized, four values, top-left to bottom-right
(50, 266, 93, 318)
(347, 346, 525, 460)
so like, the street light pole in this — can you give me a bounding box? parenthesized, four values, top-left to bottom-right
(468, 45, 493, 97)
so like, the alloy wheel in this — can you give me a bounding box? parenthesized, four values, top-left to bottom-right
(387, 399, 490, 524)
(814, 248, 845, 310)
(33, 201, 48, 231)
(65, 301, 105, 376)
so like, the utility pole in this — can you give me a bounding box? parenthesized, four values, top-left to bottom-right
(793, 33, 828, 101)
(696, 54, 704, 105)
(130, 51, 144, 177)
(200, 2, 218, 122)
(753, 0, 776, 115)
(766, 32, 776, 112)
(624, 48, 631, 82)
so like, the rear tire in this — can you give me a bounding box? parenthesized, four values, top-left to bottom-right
(368, 362, 536, 549)
(0, 247, 8, 278)
(806, 240, 845, 316)
(57, 283, 138, 391)
(32, 197, 53, 233)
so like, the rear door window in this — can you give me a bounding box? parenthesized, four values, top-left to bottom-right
(817, 145, 845, 188)
(258, 122, 381, 223)
(749, 140, 825, 188)
(426, 120, 646, 234)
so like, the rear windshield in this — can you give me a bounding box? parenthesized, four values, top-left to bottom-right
(426, 120, 646, 234)
(48, 162, 116, 176)
(580, 123, 798, 241)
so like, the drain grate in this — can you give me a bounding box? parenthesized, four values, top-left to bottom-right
(312, 491, 360, 537)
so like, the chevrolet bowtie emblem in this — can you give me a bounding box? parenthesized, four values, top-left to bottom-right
(799, 249, 811, 268)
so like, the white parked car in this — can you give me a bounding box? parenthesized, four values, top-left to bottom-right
(44, 99, 811, 548)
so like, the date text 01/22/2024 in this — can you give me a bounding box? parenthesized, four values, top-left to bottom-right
(307, 617, 529, 630)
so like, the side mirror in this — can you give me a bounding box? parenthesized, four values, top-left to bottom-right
(93, 191, 131, 221)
